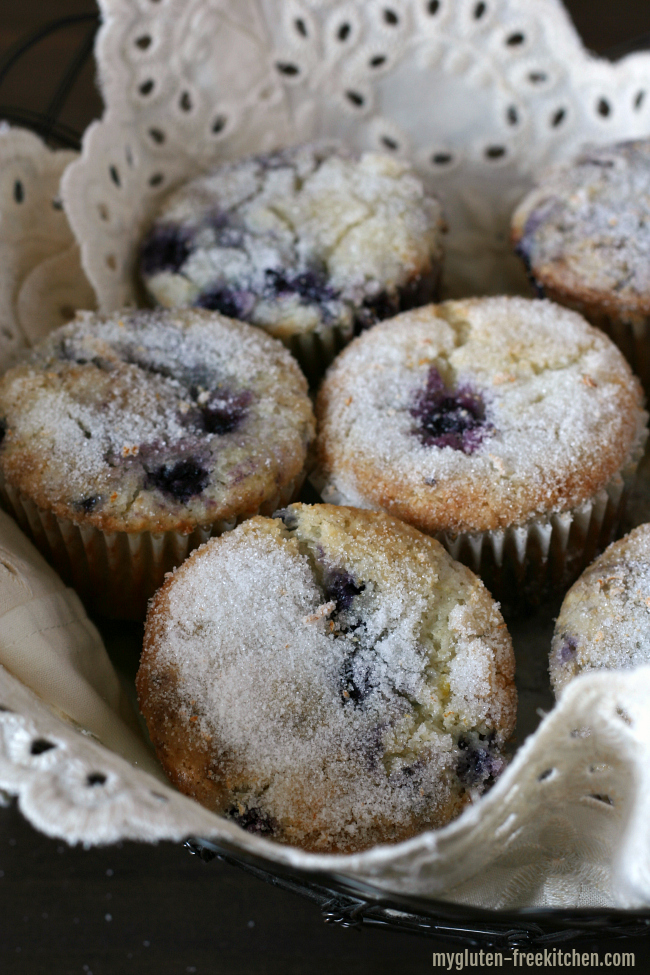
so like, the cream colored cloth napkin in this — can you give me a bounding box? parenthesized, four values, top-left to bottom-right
(0, 509, 160, 776)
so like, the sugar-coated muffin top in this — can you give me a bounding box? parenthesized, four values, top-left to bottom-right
(512, 140, 650, 314)
(137, 504, 516, 854)
(140, 143, 444, 340)
(0, 308, 315, 533)
(316, 297, 647, 534)
(550, 524, 650, 696)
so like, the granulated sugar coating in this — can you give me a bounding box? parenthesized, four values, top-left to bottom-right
(512, 140, 650, 315)
(139, 143, 444, 341)
(550, 524, 650, 696)
(316, 297, 646, 535)
(137, 504, 516, 854)
(0, 308, 315, 533)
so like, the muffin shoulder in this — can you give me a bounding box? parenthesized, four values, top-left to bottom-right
(550, 523, 650, 695)
(316, 297, 646, 534)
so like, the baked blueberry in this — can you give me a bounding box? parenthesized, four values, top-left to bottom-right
(0, 307, 315, 617)
(512, 139, 650, 389)
(316, 297, 646, 604)
(139, 143, 445, 379)
(137, 504, 516, 853)
(411, 367, 488, 454)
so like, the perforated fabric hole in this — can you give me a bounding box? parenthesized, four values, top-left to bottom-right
(381, 135, 399, 150)
(294, 18, 308, 38)
(537, 768, 555, 782)
(597, 97, 612, 118)
(550, 107, 567, 128)
(634, 90, 645, 110)
(211, 115, 227, 134)
(276, 62, 300, 76)
(13, 181, 24, 203)
(30, 739, 56, 755)
(139, 79, 155, 96)
(148, 127, 165, 144)
(179, 91, 192, 111)
(337, 22, 351, 41)
(431, 151, 453, 166)
(346, 90, 365, 107)
(427, 0, 440, 13)
(87, 772, 108, 787)
(383, 8, 400, 25)
(585, 794, 614, 806)
(109, 165, 121, 187)
(148, 172, 164, 187)
(473, 2, 487, 20)
(135, 35, 152, 50)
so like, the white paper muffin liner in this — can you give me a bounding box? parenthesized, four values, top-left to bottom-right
(285, 319, 354, 387)
(317, 431, 647, 609)
(0, 471, 306, 620)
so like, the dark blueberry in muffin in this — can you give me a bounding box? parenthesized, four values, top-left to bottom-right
(354, 290, 401, 332)
(226, 805, 276, 836)
(557, 635, 578, 664)
(199, 389, 251, 435)
(263, 268, 338, 308)
(183, 389, 252, 436)
(456, 733, 502, 788)
(146, 458, 210, 502)
(195, 287, 256, 320)
(78, 495, 99, 513)
(411, 367, 489, 454)
(323, 568, 365, 612)
(140, 223, 192, 276)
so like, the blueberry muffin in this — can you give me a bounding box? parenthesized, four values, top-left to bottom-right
(0, 308, 315, 618)
(137, 504, 516, 854)
(139, 143, 445, 383)
(512, 140, 650, 389)
(315, 296, 647, 604)
(550, 524, 650, 696)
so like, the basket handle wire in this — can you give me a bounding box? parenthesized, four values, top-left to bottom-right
(0, 13, 100, 149)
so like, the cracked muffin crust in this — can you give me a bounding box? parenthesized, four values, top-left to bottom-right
(0, 307, 315, 533)
(315, 297, 647, 604)
(550, 524, 650, 697)
(512, 140, 650, 387)
(0, 308, 315, 617)
(139, 143, 444, 379)
(137, 504, 516, 854)
(316, 296, 646, 536)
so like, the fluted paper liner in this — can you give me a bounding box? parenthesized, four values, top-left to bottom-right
(0, 472, 305, 620)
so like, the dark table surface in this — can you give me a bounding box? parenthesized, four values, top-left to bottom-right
(3, 2, 650, 973)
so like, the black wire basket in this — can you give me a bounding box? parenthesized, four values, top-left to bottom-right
(3, 12, 650, 950)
